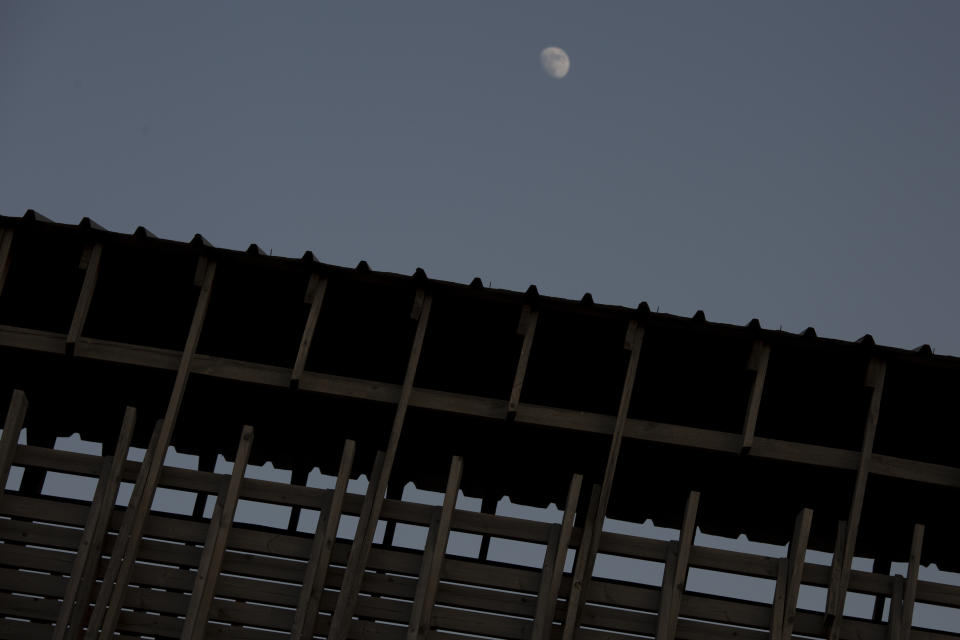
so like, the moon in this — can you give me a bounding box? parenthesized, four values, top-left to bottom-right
(540, 46, 570, 79)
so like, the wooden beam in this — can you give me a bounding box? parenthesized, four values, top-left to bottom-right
(327, 291, 432, 640)
(0, 229, 13, 298)
(408, 456, 463, 640)
(531, 473, 582, 640)
(889, 576, 905, 640)
(827, 357, 886, 640)
(291, 439, 356, 640)
(770, 557, 788, 640)
(825, 519, 848, 627)
(656, 490, 700, 640)
(66, 243, 103, 356)
(508, 305, 538, 416)
(560, 319, 644, 639)
(55, 406, 136, 640)
(180, 424, 254, 640)
(741, 339, 770, 451)
(0, 389, 27, 499)
(781, 507, 813, 640)
(900, 523, 924, 639)
(85, 258, 216, 639)
(560, 483, 600, 640)
(290, 273, 327, 388)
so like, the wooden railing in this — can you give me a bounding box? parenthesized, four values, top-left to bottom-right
(0, 391, 957, 640)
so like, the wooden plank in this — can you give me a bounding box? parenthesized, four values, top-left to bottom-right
(770, 558, 788, 639)
(781, 507, 813, 640)
(0, 228, 12, 297)
(825, 519, 848, 625)
(291, 439, 356, 640)
(508, 305, 539, 415)
(901, 523, 924, 639)
(560, 484, 600, 640)
(740, 339, 770, 451)
(531, 473, 582, 640)
(56, 406, 137, 640)
(290, 273, 327, 388)
(66, 243, 103, 355)
(407, 455, 463, 640)
(180, 424, 255, 640)
(889, 576, 905, 640)
(326, 291, 432, 640)
(559, 320, 643, 640)
(656, 490, 700, 640)
(0, 389, 27, 498)
(828, 357, 886, 640)
(85, 258, 216, 639)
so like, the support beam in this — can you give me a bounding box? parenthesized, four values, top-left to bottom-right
(560, 319, 644, 639)
(532, 473, 582, 640)
(0, 229, 12, 297)
(56, 407, 136, 640)
(900, 523, 924, 639)
(508, 304, 538, 416)
(327, 291, 432, 640)
(0, 390, 27, 499)
(291, 273, 327, 388)
(560, 484, 600, 640)
(741, 339, 770, 451)
(66, 243, 103, 356)
(180, 424, 254, 640)
(781, 507, 813, 640)
(656, 490, 700, 640)
(407, 456, 464, 640)
(85, 258, 216, 639)
(827, 357, 886, 640)
(291, 439, 357, 640)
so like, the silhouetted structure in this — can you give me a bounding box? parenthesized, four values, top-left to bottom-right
(0, 210, 957, 639)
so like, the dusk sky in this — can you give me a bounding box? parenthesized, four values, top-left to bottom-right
(2, 2, 959, 354)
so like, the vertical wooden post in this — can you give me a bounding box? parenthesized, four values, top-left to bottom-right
(781, 508, 813, 640)
(407, 456, 463, 640)
(508, 305, 538, 416)
(900, 524, 924, 639)
(656, 490, 700, 640)
(531, 473, 582, 640)
(180, 425, 254, 640)
(770, 558, 788, 640)
(291, 273, 327, 388)
(291, 440, 357, 640)
(0, 228, 12, 297)
(827, 357, 886, 640)
(561, 484, 600, 640)
(66, 243, 103, 356)
(85, 258, 216, 639)
(741, 339, 770, 451)
(560, 319, 644, 640)
(327, 291, 432, 640)
(55, 407, 137, 640)
(0, 389, 27, 499)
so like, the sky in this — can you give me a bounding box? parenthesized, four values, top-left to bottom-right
(2, 3, 960, 630)
(2, 2, 960, 354)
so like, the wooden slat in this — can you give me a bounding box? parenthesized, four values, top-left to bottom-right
(407, 455, 463, 640)
(656, 490, 700, 640)
(290, 273, 327, 388)
(66, 243, 103, 354)
(560, 319, 643, 639)
(770, 558, 788, 639)
(531, 473, 582, 640)
(291, 438, 356, 640)
(327, 291, 432, 640)
(181, 424, 254, 640)
(901, 523, 924, 639)
(889, 576, 905, 640)
(740, 339, 770, 451)
(508, 305, 539, 415)
(85, 258, 216, 639)
(56, 406, 137, 640)
(828, 357, 886, 640)
(781, 507, 813, 640)
(0, 228, 12, 297)
(0, 389, 27, 498)
(560, 484, 600, 640)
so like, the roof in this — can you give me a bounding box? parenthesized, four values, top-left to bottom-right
(1, 209, 959, 571)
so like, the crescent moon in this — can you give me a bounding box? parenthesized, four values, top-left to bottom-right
(540, 47, 570, 79)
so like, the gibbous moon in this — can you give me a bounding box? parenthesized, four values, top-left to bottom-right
(540, 46, 570, 79)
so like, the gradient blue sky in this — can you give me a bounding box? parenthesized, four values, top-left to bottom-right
(2, 2, 959, 353)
